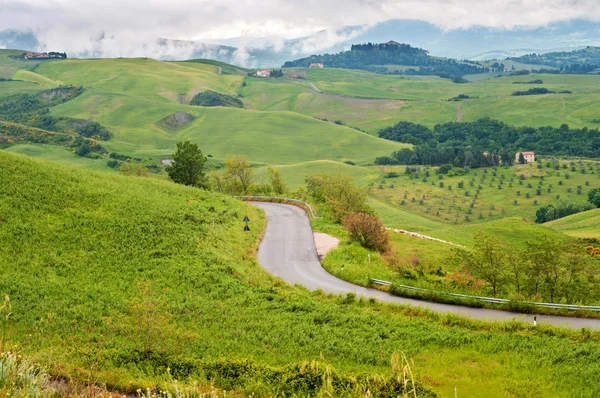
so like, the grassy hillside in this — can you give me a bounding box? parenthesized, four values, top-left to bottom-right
(5, 152, 600, 396)
(28, 58, 407, 164)
(183, 59, 249, 75)
(254, 160, 380, 190)
(546, 208, 600, 238)
(0, 79, 46, 98)
(35, 58, 244, 104)
(238, 68, 600, 134)
(4, 143, 118, 172)
(11, 69, 62, 87)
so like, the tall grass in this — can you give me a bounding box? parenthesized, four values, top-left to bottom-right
(0, 351, 50, 397)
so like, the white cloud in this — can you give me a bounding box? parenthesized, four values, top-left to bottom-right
(1, 0, 600, 62)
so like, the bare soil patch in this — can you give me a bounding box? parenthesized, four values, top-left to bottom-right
(156, 112, 195, 134)
(313, 232, 340, 261)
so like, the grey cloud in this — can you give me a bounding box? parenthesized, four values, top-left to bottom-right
(1, 0, 600, 64)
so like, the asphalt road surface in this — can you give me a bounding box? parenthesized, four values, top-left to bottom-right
(252, 202, 600, 330)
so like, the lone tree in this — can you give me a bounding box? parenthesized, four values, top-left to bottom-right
(225, 155, 253, 193)
(166, 141, 208, 188)
(454, 233, 508, 297)
(518, 152, 526, 164)
(268, 166, 287, 195)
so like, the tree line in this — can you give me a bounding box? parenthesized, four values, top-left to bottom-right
(452, 233, 599, 304)
(376, 118, 600, 166)
(508, 47, 600, 73)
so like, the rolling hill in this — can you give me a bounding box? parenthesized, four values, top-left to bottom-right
(546, 208, 600, 238)
(27, 57, 406, 164)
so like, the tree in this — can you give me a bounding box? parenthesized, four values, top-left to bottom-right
(458, 233, 508, 297)
(589, 188, 600, 208)
(523, 237, 564, 301)
(518, 152, 526, 164)
(392, 148, 417, 165)
(166, 141, 208, 188)
(305, 173, 368, 222)
(268, 166, 287, 195)
(342, 212, 390, 253)
(225, 155, 253, 193)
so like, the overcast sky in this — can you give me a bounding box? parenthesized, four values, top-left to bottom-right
(1, 0, 599, 58)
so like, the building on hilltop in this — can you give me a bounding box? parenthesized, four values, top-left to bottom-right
(256, 70, 271, 77)
(24, 52, 48, 60)
(516, 151, 535, 163)
(309, 63, 324, 68)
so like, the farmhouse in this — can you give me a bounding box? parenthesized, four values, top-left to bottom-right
(515, 151, 535, 163)
(309, 63, 324, 68)
(24, 52, 48, 60)
(256, 70, 271, 77)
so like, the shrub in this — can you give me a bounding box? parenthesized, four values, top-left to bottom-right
(436, 164, 453, 175)
(190, 90, 243, 108)
(342, 212, 390, 253)
(107, 160, 119, 168)
(306, 173, 368, 222)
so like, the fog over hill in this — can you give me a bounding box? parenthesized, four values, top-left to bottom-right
(3, 19, 600, 67)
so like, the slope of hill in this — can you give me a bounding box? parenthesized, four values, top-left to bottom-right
(30, 57, 406, 163)
(545, 208, 600, 238)
(4, 151, 600, 396)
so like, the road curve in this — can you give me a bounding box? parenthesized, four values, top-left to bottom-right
(252, 202, 600, 330)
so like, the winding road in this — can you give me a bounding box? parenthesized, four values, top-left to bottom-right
(252, 202, 600, 330)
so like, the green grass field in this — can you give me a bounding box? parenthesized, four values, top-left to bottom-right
(0, 79, 46, 98)
(546, 208, 600, 238)
(3, 143, 118, 172)
(5, 151, 600, 397)
(268, 69, 600, 131)
(254, 160, 380, 189)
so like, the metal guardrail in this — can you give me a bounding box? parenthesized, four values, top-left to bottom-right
(233, 196, 321, 219)
(369, 278, 600, 312)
